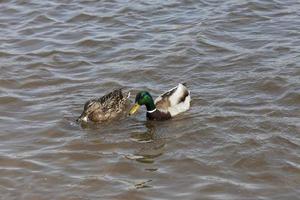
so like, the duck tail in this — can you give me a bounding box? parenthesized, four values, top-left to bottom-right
(181, 82, 187, 86)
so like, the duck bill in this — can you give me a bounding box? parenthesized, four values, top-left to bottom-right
(129, 103, 140, 115)
(77, 113, 88, 122)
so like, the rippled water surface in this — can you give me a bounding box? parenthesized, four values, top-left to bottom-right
(1, 0, 300, 199)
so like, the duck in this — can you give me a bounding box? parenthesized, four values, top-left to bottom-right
(129, 83, 191, 120)
(77, 89, 130, 123)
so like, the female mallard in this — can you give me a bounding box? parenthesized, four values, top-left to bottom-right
(129, 83, 191, 120)
(77, 89, 130, 123)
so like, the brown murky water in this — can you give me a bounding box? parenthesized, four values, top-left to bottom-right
(1, 0, 300, 199)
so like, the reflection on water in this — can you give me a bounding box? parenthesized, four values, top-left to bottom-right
(130, 121, 156, 143)
(1, 0, 300, 199)
(128, 122, 165, 164)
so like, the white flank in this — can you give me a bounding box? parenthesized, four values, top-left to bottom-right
(154, 83, 186, 105)
(168, 83, 187, 106)
(168, 92, 191, 117)
(154, 83, 191, 117)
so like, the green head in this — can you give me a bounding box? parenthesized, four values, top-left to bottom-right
(135, 91, 153, 105)
(129, 91, 156, 115)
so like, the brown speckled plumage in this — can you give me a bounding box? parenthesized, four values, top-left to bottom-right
(77, 89, 130, 123)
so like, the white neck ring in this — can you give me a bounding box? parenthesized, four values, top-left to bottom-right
(147, 108, 157, 113)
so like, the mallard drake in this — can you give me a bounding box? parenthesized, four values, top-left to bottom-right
(129, 83, 191, 120)
(77, 89, 130, 123)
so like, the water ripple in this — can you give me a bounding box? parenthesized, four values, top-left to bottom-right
(0, 0, 299, 199)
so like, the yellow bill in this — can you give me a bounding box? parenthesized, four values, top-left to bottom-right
(129, 103, 140, 115)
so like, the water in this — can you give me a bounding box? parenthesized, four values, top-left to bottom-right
(0, 0, 300, 199)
